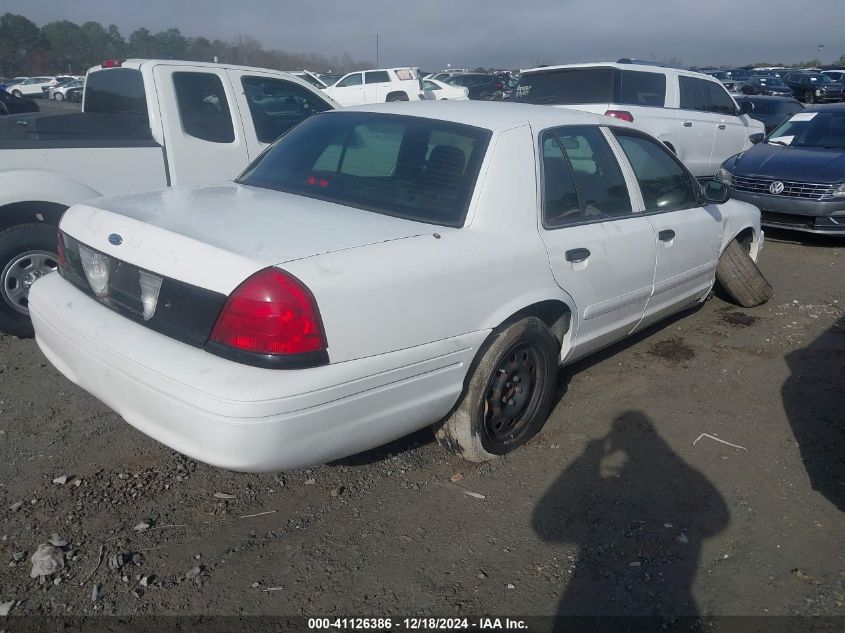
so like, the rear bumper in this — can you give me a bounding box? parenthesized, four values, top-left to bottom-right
(730, 190, 845, 234)
(30, 273, 483, 472)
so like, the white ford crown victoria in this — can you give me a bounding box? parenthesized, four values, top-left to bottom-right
(29, 102, 770, 472)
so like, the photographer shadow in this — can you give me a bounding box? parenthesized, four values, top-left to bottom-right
(533, 411, 729, 621)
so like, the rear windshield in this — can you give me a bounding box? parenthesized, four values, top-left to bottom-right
(513, 68, 615, 105)
(237, 112, 491, 227)
(84, 68, 149, 123)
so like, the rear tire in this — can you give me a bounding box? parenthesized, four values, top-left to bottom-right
(54, 92, 64, 102)
(12, 90, 22, 98)
(386, 92, 409, 102)
(715, 238, 773, 308)
(433, 317, 559, 462)
(0, 224, 60, 338)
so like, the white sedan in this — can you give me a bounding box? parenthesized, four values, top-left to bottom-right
(30, 102, 771, 472)
(422, 78, 469, 100)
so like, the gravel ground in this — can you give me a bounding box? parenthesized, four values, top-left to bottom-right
(0, 230, 842, 620)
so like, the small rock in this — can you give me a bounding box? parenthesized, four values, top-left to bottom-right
(194, 554, 202, 560)
(108, 553, 128, 570)
(53, 576, 62, 585)
(663, 523, 674, 528)
(52, 475, 69, 485)
(30, 544, 65, 578)
(131, 553, 143, 566)
(450, 473, 464, 483)
(0, 600, 15, 616)
(330, 486, 344, 497)
(506, 583, 515, 589)
(132, 588, 143, 599)
(12, 552, 25, 563)
(91, 584, 100, 602)
(251, 582, 260, 589)
(628, 561, 641, 567)
(9, 501, 24, 512)
(49, 534, 68, 548)
(676, 533, 690, 545)
(185, 566, 202, 580)
(213, 492, 236, 499)
(133, 522, 151, 532)
(303, 478, 316, 485)
(477, 571, 487, 579)
(118, 473, 130, 480)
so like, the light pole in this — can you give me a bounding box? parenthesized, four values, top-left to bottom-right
(817, 44, 824, 68)
(376, 34, 379, 69)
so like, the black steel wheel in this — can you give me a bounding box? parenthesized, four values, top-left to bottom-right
(434, 316, 559, 462)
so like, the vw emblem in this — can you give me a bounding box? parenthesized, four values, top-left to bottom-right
(108, 233, 123, 246)
(769, 181, 785, 195)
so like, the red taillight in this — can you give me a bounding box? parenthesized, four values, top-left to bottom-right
(57, 229, 67, 270)
(101, 59, 123, 68)
(604, 110, 634, 122)
(210, 268, 326, 356)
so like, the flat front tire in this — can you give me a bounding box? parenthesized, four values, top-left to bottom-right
(716, 238, 773, 308)
(434, 317, 559, 462)
(0, 224, 59, 337)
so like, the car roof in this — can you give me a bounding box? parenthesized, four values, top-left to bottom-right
(519, 62, 719, 82)
(803, 103, 845, 113)
(736, 95, 799, 102)
(330, 100, 620, 133)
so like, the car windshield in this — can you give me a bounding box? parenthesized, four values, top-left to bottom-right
(768, 111, 845, 149)
(807, 74, 834, 84)
(759, 77, 786, 87)
(237, 112, 491, 227)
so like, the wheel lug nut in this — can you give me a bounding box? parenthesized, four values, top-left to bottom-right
(507, 399, 515, 406)
(513, 375, 520, 383)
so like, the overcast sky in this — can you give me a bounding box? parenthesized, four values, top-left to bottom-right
(5, 0, 844, 70)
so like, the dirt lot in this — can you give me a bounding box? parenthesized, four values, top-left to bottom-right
(0, 231, 842, 622)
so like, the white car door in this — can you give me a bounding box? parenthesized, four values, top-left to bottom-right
(537, 126, 657, 361)
(703, 79, 752, 169)
(609, 128, 722, 329)
(325, 72, 364, 106)
(152, 65, 249, 187)
(676, 75, 718, 178)
(363, 70, 392, 103)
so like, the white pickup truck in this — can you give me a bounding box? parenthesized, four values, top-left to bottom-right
(0, 58, 337, 336)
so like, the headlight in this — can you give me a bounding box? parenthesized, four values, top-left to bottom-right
(816, 89, 822, 96)
(717, 167, 733, 186)
(833, 184, 845, 198)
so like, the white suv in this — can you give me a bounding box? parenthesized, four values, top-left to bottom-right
(323, 67, 424, 106)
(513, 61, 765, 179)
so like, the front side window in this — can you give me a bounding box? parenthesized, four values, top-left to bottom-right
(172, 72, 234, 143)
(679, 76, 709, 112)
(238, 112, 491, 227)
(543, 126, 631, 220)
(613, 130, 699, 213)
(618, 71, 666, 107)
(337, 73, 362, 87)
(703, 81, 737, 116)
(365, 71, 390, 84)
(242, 76, 331, 144)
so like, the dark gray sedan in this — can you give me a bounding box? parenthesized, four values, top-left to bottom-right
(718, 103, 845, 234)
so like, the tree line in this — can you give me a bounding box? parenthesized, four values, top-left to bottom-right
(0, 13, 372, 77)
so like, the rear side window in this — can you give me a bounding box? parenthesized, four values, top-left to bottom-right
(514, 68, 616, 105)
(703, 81, 737, 116)
(172, 72, 234, 143)
(542, 126, 631, 221)
(679, 76, 709, 112)
(618, 71, 666, 107)
(365, 71, 390, 84)
(394, 69, 415, 81)
(242, 76, 332, 144)
(613, 130, 698, 213)
(84, 68, 149, 123)
(237, 112, 491, 227)
(541, 133, 581, 227)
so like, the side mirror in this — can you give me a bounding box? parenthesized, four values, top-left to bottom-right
(703, 180, 730, 204)
(749, 132, 764, 144)
(738, 100, 754, 115)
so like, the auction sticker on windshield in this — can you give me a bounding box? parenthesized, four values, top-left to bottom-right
(790, 112, 817, 122)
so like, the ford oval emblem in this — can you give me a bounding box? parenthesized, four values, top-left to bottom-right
(108, 233, 123, 246)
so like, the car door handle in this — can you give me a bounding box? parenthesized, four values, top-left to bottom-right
(658, 229, 675, 242)
(683, 121, 693, 127)
(565, 248, 591, 263)
(717, 123, 726, 130)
